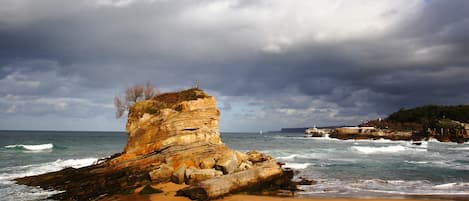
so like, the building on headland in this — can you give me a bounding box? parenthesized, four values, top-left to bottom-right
(304, 126, 329, 137)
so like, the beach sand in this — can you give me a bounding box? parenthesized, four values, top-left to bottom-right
(100, 182, 455, 201)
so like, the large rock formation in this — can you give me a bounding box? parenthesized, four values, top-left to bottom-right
(15, 88, 291, 200)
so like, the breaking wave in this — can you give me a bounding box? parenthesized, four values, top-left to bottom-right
(0, 158, 98, 201)
(0, 158, 98, 182)
(283, 163, 311, 169)
(4, 143, 54, 151)
(351, 145, 426, 154)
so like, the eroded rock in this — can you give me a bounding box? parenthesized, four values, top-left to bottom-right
(247, 150, 273, 163)
(149, 164, 173, 182)
(214, 151, 238, 174)
(14, 88, 290, 200)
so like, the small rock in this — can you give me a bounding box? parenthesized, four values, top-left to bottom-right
(139, 184, 163, 195)
(246, 150, 272, 163)
(149, 164, 173, 182)
(185, 168, 223, 185)
(199, 158, 216, 169)
(234, 151, 248, 165)
(237, 162, 253, 171)
(215, 152, 238, 174)
(296, 177, 316, 185)
(171, 165, 186, 184)
(275, 189, 294, 197)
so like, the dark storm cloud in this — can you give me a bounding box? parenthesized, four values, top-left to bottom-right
(0, 0, 468, 131)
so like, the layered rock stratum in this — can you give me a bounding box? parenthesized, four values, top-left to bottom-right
(15, 88, 291, 200)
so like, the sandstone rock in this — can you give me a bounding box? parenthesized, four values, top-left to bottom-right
(247, 150, 272, 163)
(199, 158, 216, 169)
(171, 165, 186, 184)
(14, 88, 288, 201)
(149, 164, 173, 182)
(234, 150, 248, 165)
(177, 160, 283, 200)
(185, 168, 223, 185)
(238, 161, 253, 171)
(214, 151, 238, 174)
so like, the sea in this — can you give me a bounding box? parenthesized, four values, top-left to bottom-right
(1, 130, 469, 200)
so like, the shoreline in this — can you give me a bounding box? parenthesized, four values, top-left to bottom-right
(99, 182, 466, 201)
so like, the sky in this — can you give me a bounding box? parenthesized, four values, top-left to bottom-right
(0, 0, 468, 132)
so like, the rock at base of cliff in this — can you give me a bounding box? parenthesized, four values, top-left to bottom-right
(176, 160, 285, 200)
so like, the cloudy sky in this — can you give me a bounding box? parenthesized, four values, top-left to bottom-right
(1, 0, 468, 132)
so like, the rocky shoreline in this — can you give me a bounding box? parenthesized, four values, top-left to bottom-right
(305, 112, 469, 144)
(15, 89, 297, 200)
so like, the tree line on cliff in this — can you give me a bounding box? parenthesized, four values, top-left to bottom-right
(361, 105, 469, 131)
(388, 105, 469, 124)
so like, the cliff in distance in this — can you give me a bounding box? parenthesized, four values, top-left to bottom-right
(15, 88, 292, 200)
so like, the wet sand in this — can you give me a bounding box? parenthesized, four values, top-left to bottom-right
(100, 182, 457, 201)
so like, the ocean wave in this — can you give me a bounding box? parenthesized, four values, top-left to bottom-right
(0, 158, 98, 182)
(0, 157, 98, 201)
(351, 145, 406, 154)
(298, 178, 469, 196)
(448, 147, 469, 151)
(277, 154, 298, 161)
(351, 145, 426, 154)
(283, 162, 311, 169)
(0, 183, 62, 201)
(432, 182, 469, 190)
(4, 143, 54, 151)
(352, 139, 405, 144)
(405, 159, 469, 170)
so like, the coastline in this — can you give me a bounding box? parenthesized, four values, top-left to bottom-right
(99, 182, 461, 201)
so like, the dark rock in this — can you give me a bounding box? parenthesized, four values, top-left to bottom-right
(296, 177, 317, 185)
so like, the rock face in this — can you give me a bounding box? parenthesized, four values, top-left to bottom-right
(15, 88, 289, 200)
(330, 127, 414, 141)
(331, 120, 469, 143)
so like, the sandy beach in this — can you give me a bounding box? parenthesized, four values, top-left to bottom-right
(100, 182, 456, 201)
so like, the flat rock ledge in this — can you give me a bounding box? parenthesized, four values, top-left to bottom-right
(15, 89, 296, 200)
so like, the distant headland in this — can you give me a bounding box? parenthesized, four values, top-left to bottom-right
(302, 105, 469, 143)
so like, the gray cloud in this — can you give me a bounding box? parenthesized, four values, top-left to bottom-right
(0, 0, 468, 131)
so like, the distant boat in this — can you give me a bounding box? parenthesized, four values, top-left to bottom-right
(259, 130, 263, 135)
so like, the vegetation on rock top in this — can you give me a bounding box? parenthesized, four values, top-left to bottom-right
(127, 88, 209, 120)
(388, 105, 469, 124)
(114, 81, 208, 119)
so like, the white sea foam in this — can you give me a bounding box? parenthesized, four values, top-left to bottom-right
(4, 143, 54, 151)
(0, 157, 99, 201)
(448, 147, 469, 151)
(406, 141, 428, 148)
(277, 154, 297, 161)
(404, 160, 431, 164)
(432, 182, 469, 190)
(298, 178, 469, 196)
(283, 162, 311, 169)
(351, 144, 429, 154)
(351, 145, 407, 154)
(0, 158, 98, 182)
(428, 138, 440, 142)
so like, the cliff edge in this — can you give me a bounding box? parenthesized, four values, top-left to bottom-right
(15, 88, 291, 200)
